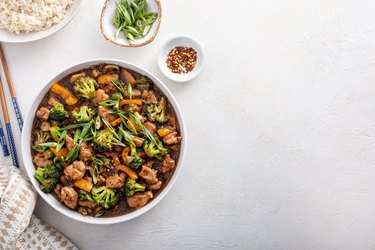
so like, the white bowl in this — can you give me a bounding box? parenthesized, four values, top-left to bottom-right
(0, 0, 81, 43)
(100, 0, 162, 47)
(158, 36, 204, 82)
(22, 59, 186, 224)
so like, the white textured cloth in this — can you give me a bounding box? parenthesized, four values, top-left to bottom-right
(0, 166, 78, 250)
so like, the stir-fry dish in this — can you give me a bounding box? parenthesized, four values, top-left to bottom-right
(31, 64, 182, 217)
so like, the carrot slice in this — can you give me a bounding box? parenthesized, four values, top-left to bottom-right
(116, 164, 138, 180)
(50, 82, 78, 105)
(127, 118, 141, 131)
(121, 147, 130, 163)
(74, 179, 93, 193)
(157, 127, 174, 137)
(98, 74, 118, 84)
(119, 99, 143, 108)
(50, 147, 69, 157)
(110, 117, 122, 127)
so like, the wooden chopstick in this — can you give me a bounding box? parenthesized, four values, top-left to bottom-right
(0, 74, 18, 167)
(0, 44, 23, 131)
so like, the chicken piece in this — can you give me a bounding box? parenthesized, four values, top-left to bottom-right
(70, 72, 85, 84)
(130, 135, 145, 147)
(53, 184, 62, 199)
(101, 82, 117, 94)
(141, 90, 157, 104)
(78, 200, 97, 208)
(92, 89, 109, 105)
(143, 161, 154, 168)
(36, 107, 50, 121)
(162, 132, 182, 145)
(61, 187, 78, 209)
(148, 181, 162, 191)
(126, 104, 141, 113)
(79, 142, 93, 161)
(97, 175, 106, 186)
(65, 135, 76, 151)
(124, 89, 141, 98)
(127, 191, 153, 209)
(139, 165, 158, 184)
(47, 96, 61, 106)
(144, 122, 157, 134)
(64, 160, 86, 181)
(33, 153, 52, 168)
(51, 120, 60, 127)
(91, 69, 100, 78)
(60, 175, 67, 183)
(98, 105, 117, 122)
(40, 121, 51, 132)
(78, 207, 89, 216)
(106, 173, 126, 189)
(104, 152, 121, 166)
(162, 155, 175, 174)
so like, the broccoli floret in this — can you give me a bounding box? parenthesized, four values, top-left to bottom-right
(72, 76, 97, 99)
(146, 97, 168, 124)
(93, 129, 113, 152)
(127, 155, 144, 169)
(143, 138, 168, 160)
(72, 106, 95, 123)
(136, 76, 150, 91)
(49, 126, 62, 142)
(34, 130, 50, 145)
(110, 92, 123, 101)
(49, 103, 68, 122)
(33, 130, 50, 152)
(125, 138, 144, 169)
(125, 178, 146, 197)
(78, 190, 96, 203)
(91, 186, 120, 209)
(34, 165, 60, 193)
(45, 149, 54, 159)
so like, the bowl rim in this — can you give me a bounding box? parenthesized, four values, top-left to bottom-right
(0, 0, 81, 43)
(22, 58, 186, 224)
(158, 35, 205, 82)
(100, 0, 162, 48)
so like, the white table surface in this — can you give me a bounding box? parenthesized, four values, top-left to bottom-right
(1, 0, 375, 249)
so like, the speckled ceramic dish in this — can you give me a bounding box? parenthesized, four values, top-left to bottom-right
(100, 0, 162, 48)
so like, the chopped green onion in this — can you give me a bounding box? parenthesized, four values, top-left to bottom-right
(113, 0, 158, 43)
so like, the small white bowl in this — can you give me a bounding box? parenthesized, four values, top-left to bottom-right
(158, 36, 204, 82)
(0, 0, 81, 43)
(100, 0, 162, 47)
(22, 59, 186, 224)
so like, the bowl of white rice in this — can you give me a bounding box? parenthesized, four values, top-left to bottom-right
(0, 0, 81, 43)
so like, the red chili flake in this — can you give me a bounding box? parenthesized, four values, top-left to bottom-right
(166, 46, 197, 74)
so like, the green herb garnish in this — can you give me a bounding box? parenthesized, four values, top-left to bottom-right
(113, 0, 158, 42)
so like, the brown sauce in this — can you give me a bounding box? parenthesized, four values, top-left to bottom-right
(31, 63, 181, 217)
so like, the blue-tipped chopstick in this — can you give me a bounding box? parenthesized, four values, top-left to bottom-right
(0, 44, 23, 131)
(0, 120, 9, 156)
(0, 75, 18, 167)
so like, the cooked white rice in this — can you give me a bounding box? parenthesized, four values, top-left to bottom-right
(0, 0, 73, 34)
